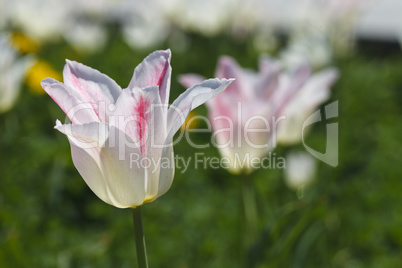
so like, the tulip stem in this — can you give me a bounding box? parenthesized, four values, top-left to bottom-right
(241, 173, 258, 263)
(132, 206, 149, 268)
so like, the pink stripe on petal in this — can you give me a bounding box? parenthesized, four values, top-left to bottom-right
(63, 60, 122, 122)
(41, 78, 98, 124)
(129, 50, 171, 108)
(133, 93, 151, 156)
(70, 72, 101, 119)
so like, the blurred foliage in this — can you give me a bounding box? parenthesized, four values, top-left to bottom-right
(1, 32, 402, 268)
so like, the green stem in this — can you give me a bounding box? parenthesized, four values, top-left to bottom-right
(241, 173, 258, 264)
(132, 206, 149, 268)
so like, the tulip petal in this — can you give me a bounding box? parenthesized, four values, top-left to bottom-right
(141, 87, 166, 199)
(156, 142, 175, 198)
(216, 56, 252, 99)
(56, 121, 147, 208)
(99, 126, 147, 208)
(294, 68, 339, 107)
(179, 73, 220, 112)
(276, 68, 338, 145)
(42, 78, 99, 124)
(54, 119, 108, 147)
(55, 121, 116, 206)
(254, 57, 282, 99)
(259, 56, 282, 74)
(278, 67, 337, 118)
(254, 71, 279, 100)
(111, 86, 165, 156)
(111, 87, 154, 156)
(272, 64, 312, 115)
(128, 49, 171, 110)
(69, 141, 116, 206)
(111, 86, 166, 200)
(63, 60, 122, 121)
(166, 78, 234, 141)
(178, 74, 205, 89)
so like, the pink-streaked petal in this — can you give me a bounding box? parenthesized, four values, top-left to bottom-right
(259, 56, 282, 74)
(276, 68, 338, 145)
(112, 86, 166, 200)
(293, 68, 339, 108)
(111, 86, 165, 161)
(285, 63, 312, 96)
(206, 90, 237, 133)
(254, 71, 280, 100)
(253, 57, 282, 100)
(216, 56, 252, 100)
(166, 78, 234, 141)
(128, 49, 171, 109)
(178, 74, 205, 89)
(41, 78, 98, 124)
(63, 60, 122, 121)
(272, 64, 312, 115)
(179, 73, 222, 112)
(112, 85, 166, 201)
(99, 125, 146, 208)
(141, 86, 166, 200)
(111, 87, 154, 156)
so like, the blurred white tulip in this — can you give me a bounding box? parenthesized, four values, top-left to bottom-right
(120, 1, 170, 49)
(284, 151, 316, 190)
(64, 21, 107, 53)
(10, 0, 72, 42)
(0, 34, 34, 113)
(161, 0, 237, 36)
(280, 27, 332, 69)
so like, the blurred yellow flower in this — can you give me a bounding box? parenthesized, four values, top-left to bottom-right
(10, 32, 40, 54)
(26, 61, 62, 94)
(180, 110, 199, 130)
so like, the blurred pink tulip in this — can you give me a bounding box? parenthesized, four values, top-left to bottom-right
(41, 49, 233, 208)
(180, 56, 338, 174)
